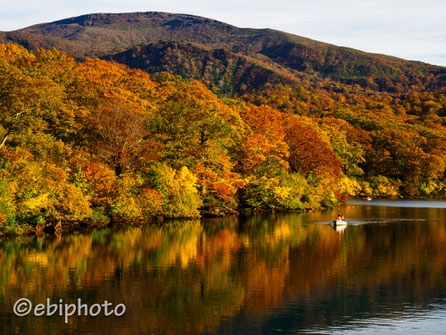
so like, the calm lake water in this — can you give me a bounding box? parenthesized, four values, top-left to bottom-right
(2, 200, 446, 334)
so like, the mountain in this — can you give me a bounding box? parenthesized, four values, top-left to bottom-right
(1, 12, 445, 94)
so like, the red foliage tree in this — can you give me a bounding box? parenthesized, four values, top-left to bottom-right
(284, 120, 341, 177)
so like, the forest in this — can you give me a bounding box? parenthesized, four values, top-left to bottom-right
(1, 43, 446, 235)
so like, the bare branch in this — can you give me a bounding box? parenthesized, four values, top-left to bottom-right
(0, 133, 8, 149)
(0, 110, 26, 149)
(15, 110, 25, 118)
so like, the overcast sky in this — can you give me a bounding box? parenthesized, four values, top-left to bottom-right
(1, 0, 445, 66)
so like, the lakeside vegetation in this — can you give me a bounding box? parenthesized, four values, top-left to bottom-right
(1, 44, 446, 235)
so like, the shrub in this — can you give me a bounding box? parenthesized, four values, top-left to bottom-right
(146, 164, 202, 218)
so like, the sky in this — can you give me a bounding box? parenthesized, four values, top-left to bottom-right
(1, 0, 446, 66)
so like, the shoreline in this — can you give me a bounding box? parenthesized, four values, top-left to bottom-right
(4, 197, 446, 239)
(0, 205, 324, 239)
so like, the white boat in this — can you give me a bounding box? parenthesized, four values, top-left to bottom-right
(333, 220, 347, 226)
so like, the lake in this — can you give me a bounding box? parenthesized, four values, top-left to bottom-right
(1, 200, 446, 334)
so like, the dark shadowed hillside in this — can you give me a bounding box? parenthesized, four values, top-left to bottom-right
(103, 41, 302, 95)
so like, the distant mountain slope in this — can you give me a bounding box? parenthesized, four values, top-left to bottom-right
(0, 30, 80, 53)
(1, 11, 446, 93)
(104, 40, 301, 95)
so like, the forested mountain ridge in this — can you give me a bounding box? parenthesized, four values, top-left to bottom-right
(1, 11, 446, 93)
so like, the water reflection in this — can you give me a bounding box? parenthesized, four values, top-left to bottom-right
(332, 221, 348, 234)
(1, 202, 446, 334)
(346, 199, 446, 208)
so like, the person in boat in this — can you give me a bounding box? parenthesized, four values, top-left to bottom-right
(341, 215, 345, 221)
(336, 214, 341, 221)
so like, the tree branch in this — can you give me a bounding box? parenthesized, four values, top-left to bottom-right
(0, 133, 8, 149)
(0, 110, 26, 149)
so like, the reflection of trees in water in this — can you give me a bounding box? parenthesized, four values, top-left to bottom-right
(1, 214, 446, 334)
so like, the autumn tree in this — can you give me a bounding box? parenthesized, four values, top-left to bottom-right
(237, 105, 289, 176)
(0, 44, 64, 149)
(284, 119, 341, 177)
(86, 95, 158, 176)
